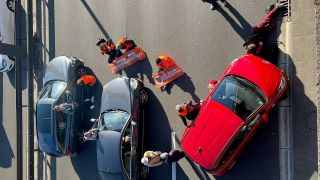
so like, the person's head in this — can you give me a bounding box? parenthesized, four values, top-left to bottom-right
(156, 58, 162, 65)
(246, 43, 257, 54)
(176, 105, 183, 112)
(77, 78, 84, 86)
(141, 157, 149, 166)
(96, 38, 106, 46)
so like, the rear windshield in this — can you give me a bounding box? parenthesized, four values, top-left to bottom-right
(40, 80, 67, 99)
(211, 76, 266, 120)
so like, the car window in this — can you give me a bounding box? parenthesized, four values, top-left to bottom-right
(100, 110, 130, 132)
(56, 112, 68, 152)
(218, 113, 262, 167)
(121, 123, 132, 179)
(40, 80, 67, 99)
(211, 76, 266, 121)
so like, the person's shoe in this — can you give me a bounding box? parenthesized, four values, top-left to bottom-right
(221, 1, 227, 7)
(90, 105, 95, 109)
(210, 3, 215, 10)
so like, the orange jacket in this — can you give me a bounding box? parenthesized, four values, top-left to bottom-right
(157, 55, 175, 69)
(117, 37, 135, 51)
(80, 75, 96, 87)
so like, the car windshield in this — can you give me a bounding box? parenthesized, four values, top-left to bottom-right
(211, 76, 266, 120)
(100, 110, 130, 132)
(40, 80, 67, 99)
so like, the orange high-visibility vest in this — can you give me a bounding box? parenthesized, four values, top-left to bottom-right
(157, 55, 174, 69)
(80, 75, 97, 87)
(178, 104, 188, 116)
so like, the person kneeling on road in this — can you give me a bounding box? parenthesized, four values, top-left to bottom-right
(53, 102, 78, 115)
(176, 100, 201, 127)
(155, 55, 175, 72)
(83, 128, 98, 141)
(141, 151, 169, 167)
(96, 38, 123, 64)
(77, 74, 97, 109)
(116, 37, 137, 53)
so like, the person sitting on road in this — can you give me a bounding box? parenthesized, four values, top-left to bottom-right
(77, 74, 96, 109)
(156, 55, 175, 72)
(244, 3, 286, 56)
(83, 128, 98, 141)
(96, 38, 123, 63)
(116, 37, 137, 53)
(53, 102, 78, 115)
(176, 100, 201, 127)
(141, 151, 169, 167)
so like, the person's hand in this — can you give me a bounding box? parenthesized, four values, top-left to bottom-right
(208, 83, 214, 91)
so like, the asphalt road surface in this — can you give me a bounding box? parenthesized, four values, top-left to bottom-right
(34, 0, 282, 179)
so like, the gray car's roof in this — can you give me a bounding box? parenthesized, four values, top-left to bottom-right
(97, 130, 122, 173)
(100, 77, 134, 113)
(44, 56, 72, 83)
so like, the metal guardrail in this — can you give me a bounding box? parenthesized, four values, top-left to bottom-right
(278, 0, 292, 22)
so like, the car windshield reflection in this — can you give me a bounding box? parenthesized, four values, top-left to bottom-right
(100, 110, 130, 132)
(211, 75, 266, 120)
(40, 80, 67, 99)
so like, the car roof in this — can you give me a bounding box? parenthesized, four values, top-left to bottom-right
(225, 54, 283, 99)
(97, 130, 122, 174)
(181, 99, 243, 169)
(44, 56, 72, 83)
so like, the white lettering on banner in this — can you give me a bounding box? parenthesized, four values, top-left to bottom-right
(114, 52, 139, 69)
(160, 67, 182, 81)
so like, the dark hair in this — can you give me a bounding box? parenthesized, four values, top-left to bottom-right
(96, 38, 106, 46)
(246, 43, 257, 54)
(156, 58, 161, 64)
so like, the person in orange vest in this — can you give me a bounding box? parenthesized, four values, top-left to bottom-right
(116, 37, 137, 53)
(77, 74, 97, 109)
(176, 100, 201, 127)
(96, 38, 123, 63)
(155, 55, 175, 72)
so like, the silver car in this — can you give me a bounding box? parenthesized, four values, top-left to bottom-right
(95, 77, 149, 180)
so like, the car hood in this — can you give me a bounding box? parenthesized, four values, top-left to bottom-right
(37, 98, 57, 154)
(226, 54, 282, 99)
(44, 56, 73, 83)
(100, 77, 134, 113)
(181, 100, 243, 169)
(97, 130, 122, 173)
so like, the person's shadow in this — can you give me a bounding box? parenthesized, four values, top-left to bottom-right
(163, 73, 201, 102)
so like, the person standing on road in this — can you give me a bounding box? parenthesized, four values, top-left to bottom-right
(243, 3, 286, 56)
(96, 38, 123, 64)
(141, 151, 169, 167)
(116, 37, 137, 53)
(176, 100, 201, 127)
(77, 74, 97, 109)
(201, 0, 228, 10)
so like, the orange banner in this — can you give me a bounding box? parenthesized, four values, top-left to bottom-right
(108, 47, 146, 73)
(153, 63, 185, 88)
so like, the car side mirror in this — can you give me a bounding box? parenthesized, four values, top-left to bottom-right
(262, 113, 268, 122)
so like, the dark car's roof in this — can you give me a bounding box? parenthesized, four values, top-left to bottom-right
(37, 98, 57, 153)
(97, 130, 122, 174)
(44, 56, 73, 83)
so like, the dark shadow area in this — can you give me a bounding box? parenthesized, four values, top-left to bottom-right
(0, 73, 14, 168)
(163, 74, 200, 102)
(80, 0, 111, 41)
(144, 90, 172, 180)
(32, 32, 44, 91)
(50, 156, 56, 180)
(214, 3, 252, 41)
(48, 0, 55, 60)
(176, 163, 190, 180)
(121, 55, 154, 85)
(215, 109, 280, 180)
(71, 141, 100, 180)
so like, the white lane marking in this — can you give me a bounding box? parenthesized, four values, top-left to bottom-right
(171, 132, 176, 180)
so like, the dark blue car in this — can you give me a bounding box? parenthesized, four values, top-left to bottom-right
(36, 56, 86, 157)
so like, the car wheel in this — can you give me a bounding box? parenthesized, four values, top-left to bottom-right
(6, 0, 15, 12)
(140, 165, 149, 179)
(138, 88, 148, 105)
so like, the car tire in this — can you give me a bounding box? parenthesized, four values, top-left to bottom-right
(8, 55, 15, 61)
(140, 165, 149, 179)
(138, 88, 148, 105)
(6, 0, 15, 12)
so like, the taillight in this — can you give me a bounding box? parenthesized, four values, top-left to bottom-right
(66, 148, 71, 156)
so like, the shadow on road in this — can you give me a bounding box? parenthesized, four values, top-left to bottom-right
(0, 73, 14, 168)
(144, 89, 172, 179)
(164, 73, 201, 102)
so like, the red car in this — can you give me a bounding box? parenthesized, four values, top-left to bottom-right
(181, 54, 288, 176)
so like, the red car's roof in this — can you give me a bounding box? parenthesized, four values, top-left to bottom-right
(181, 100, 243, 169)
(225, 54, 283, 99)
